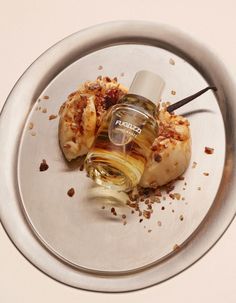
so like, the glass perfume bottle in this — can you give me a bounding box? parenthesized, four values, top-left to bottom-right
(85, 70, 165, 191)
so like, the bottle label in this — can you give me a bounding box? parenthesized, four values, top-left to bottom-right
(114, 120, 142, 134)
(108, 109, 143, 146)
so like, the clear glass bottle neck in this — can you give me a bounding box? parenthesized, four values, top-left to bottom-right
(118, 93, 158, 117)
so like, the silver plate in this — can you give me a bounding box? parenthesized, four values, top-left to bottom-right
(0, 21, 236, 292)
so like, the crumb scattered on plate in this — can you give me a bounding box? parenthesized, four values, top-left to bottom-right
(111, 207, 117, 216)
(169, 193, 181, 200)
(98, 65, 103, 70)
(179, 215, 184, 221)
(192, 161, 197, 168)
(67, 187, 75, 197)
(204, 146, 214, 154)
(43, 95, 49, 100)
(169, 58, 175, 65)
(143, 210, 151, 219)
(49, 114, 58, 120)
(39, 159, 49, 171)
(161, 101, 171, 108)
(28, 122, 34, 130)
(173, 244, 180, 251)
(171, 90, 176, 95)
(42, 108, 47, 113)
(203, 172, 209, 176)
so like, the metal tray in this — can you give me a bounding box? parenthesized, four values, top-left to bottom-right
(0, 21, 236, 292)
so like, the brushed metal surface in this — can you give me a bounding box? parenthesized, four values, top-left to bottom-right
(0, 21, 235, 292)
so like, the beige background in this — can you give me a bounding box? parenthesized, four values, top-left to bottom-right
(0, 0, 236, 302)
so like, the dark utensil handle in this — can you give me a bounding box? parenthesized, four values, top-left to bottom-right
(167, 86, 217, 113)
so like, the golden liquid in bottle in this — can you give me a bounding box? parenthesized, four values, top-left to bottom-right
(85, 95, 158, 191)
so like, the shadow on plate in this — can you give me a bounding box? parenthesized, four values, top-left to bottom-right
(181, 108, 214, 117)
